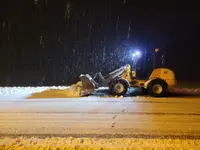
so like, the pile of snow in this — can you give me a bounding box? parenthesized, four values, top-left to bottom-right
(0, 82, 108, 99)
(0, 137, 200, 149)
(0, 86, 69, 99)
(28, 84, 81, 98)
(170, 88, 200, 95)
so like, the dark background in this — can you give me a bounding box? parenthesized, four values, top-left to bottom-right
(0, 0, 200, 86)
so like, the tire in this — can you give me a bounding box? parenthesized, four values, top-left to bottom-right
(147, 79, 167, 97)
(109, 79, 128, 96)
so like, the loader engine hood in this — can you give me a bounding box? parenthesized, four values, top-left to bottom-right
(148, 68, 177, 87)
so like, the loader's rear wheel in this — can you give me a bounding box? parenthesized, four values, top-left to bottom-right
(147, 79, 167, 97)
(109, 79, 128, 96)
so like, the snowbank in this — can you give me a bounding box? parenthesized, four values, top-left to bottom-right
(0, 137, 200, 150)
(0, 82, 107, 99)
(28, 82, 82, 98)
(28, 85, 81, 98)
(170, 88, 200, 95)
(1, 85, 200, 100)
(0, 86, 69, 99)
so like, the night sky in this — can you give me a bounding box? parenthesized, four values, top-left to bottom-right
(0, 0, 200, 86)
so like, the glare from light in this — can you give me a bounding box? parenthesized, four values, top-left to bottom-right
(136, 51, 140, 56)
(131, 49, 142, 60)
(132, 50, 141, 58)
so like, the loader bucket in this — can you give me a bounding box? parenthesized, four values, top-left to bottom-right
(79, 74, 96, 96)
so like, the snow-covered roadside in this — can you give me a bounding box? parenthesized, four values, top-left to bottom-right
(1, 85, 200, 100)
(170, 88, 200, 95)
(0, 137, 200, 150)
(0, 86, 69, 99)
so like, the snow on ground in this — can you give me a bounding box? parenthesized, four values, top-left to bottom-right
(1, 85, 200, 100)
(0, 86, 69, 99)
(28, 86, 81, 99)
(170, 88, 200, 95)
(0, 137, 200, 150)
(0, 85, 108, 100)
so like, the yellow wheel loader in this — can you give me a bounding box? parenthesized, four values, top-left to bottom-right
(79, 64, 176, 97)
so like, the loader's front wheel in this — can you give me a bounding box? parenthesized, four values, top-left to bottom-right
(109, 79, 128, 96)
(147, 79, 167, 97)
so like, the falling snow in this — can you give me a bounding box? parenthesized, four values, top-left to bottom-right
(0, 0, 170, 86)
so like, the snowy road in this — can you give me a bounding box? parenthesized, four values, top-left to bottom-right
(1, 97, 200, 138)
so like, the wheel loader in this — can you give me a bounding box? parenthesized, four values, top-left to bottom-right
(79, 64, 176, 97)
